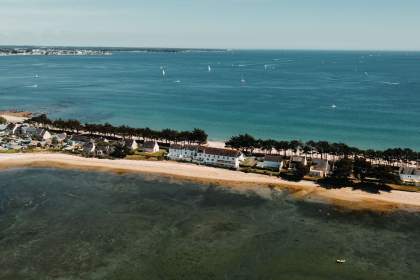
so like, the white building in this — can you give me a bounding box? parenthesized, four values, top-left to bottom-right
(83, 141, 96, 154)
(195, 147, 243, 169)
(53, 133, 67, 143)
(21, 126, 52, 141)
(168, 144, 243, 169)
(168, 144, 198, 161)
(124, 139, 138, 151)
(309, 159, 330, 177)
(289, 156, 308, 170)
(0, 124, 7, 136)
(258, 155, 284, 170)
(143, 141, 159, 153)
(399, 166, 420, 186)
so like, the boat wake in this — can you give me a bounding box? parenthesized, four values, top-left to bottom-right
(25, 84, 38, 88)
(381, 81, 400, 86)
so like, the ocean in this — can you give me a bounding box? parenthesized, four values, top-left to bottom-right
(0, 50, 419, 150)
(0, 168, 419, 279)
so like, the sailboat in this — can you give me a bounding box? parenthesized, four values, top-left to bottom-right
(162, 68, 166, 78)
(208, 65, 212, 72)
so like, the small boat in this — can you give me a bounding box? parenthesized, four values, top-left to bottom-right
(241, 75, 246, 83)
(331, 104, 337, 109)
(208, 65, 212, 72)
(336, 259, 346, 264)
(162, 69, 166, 77)
(34, 74, 40, 78)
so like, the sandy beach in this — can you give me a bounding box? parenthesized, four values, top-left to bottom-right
(0, 111, 31, 123)
(1, 152, 420, 212)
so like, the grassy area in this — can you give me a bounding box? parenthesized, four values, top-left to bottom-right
(240, 157, 256, 167)
(240, 167, 280, 176)
(126, 149, 167, 161)
(0, 149, 19, 154)
(388, 183, 420, 192)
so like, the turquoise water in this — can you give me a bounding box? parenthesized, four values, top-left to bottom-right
(0, 50, 419, 149)
(1, 168, 420, 279)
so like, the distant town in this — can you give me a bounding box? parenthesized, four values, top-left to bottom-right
(0, 47, 112, 56)
(0, 46, 228, 56)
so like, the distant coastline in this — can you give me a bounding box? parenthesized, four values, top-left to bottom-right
(0, 46, 228, 56)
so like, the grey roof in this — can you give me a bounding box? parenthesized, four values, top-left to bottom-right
(125, 139, 137, 145)
(400, 167, 420, 176)
(311, 159, 329, 171)
(198, 146, 242, 157)
(170, 144, 198, 151)
(290, 156, 306, 163)
(143, 141, 158, 148)
(264, 155, 284, 162)
(70, 135, 92, 143)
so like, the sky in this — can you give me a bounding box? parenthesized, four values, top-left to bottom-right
(0, 0, 419, 50)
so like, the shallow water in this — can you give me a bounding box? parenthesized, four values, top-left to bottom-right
(1, 50, 419, 149)
(0, 168, 419, 279)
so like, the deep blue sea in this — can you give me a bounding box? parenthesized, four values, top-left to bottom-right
(0, 50, 419, 149)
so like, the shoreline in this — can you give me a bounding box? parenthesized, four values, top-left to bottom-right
(1, 153, 420, 213)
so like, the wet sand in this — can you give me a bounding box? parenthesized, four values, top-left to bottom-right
(1, 153, 420, 212)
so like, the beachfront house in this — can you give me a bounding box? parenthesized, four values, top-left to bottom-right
(23, 127, 52, 141)
(143, 141, 159, 153)
(53, 133, 67, 143)
(124, 139, 138, 151)
(309, 159, 330, 177)
(83, 141, 96, 155)
(168, 144, 198, 161)
(258, 155, 284, 170)
(195, 147, 244, 169)
(10, 123, 22, 135)
(0, 124, 7, 136)
(399, 166, 420, 187)
(95, 144, 114, 157)
(289, 156, 308, 170)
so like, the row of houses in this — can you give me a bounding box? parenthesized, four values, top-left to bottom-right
(258, 155, 331, 177)
(2, 122, 419, 186)
(0, 122, 161, 156)
(168, 144, 245, 169)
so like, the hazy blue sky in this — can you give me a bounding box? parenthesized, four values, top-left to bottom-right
(1, 0, 419, 50)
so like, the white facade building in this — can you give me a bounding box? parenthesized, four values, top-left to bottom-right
(309, 159, 330, 177)
(399, 167, 420, 186)
(168, 144, 243, 169)
(258, 155, 284, 170)
(125, 139, 138, 151)
(143, 141, 159, 153)
(168, 144, 198, 161)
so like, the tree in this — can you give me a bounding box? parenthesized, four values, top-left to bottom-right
(331, 158, 353, 181)
(292, 162, 308, 181)
(353, 157, 371, 182)
(0, 116, 6, 125)
(226, 134, 257, 153)
(111, 143, 130, 158)
(191, 128, 208, 144)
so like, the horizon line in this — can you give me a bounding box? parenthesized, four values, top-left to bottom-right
(1, 44, 420, 53)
